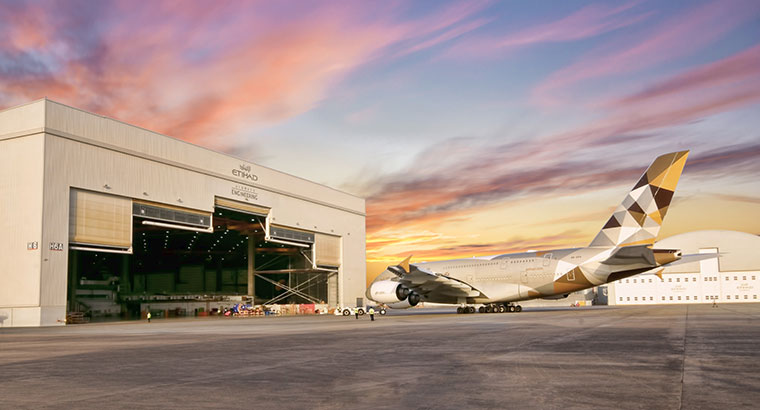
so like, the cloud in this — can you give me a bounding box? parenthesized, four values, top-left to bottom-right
(684, 143, 760, 178)
(445, 1, 649, 58)
(363, 138, 646, 232)
(610, 44, 760, 107)
(0, 0, 492, 148)
(532, 0, 760, 106)
(370, 230, 589, 261)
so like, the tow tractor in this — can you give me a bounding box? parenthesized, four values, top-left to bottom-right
(334, 305, 387, 316)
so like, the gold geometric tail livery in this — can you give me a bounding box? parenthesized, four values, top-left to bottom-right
(589, 150, 689, 248)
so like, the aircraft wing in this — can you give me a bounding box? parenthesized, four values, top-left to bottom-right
(394, 265, 482, 298)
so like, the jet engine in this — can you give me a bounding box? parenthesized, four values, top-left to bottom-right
(367, 280, 420, 307)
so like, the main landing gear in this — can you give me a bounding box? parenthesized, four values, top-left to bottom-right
(456, 306, 476, 314)
(456, 303, 522, 314)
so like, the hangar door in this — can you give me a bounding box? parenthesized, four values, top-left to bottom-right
(215, 197, 269, 217)
(314, 233, 341, 268)
(69, 189, 132, 253)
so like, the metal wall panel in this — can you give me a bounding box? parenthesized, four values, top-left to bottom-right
(44, 100, 365, 214)
(0, 134, 44, 318)
(0, 99, 45, 139)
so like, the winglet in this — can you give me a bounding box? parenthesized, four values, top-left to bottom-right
(399, 255, 412, 273)
(654, 268, 664, 282)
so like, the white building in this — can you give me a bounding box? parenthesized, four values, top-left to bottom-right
(0, 99, 367, 327)
(609, 230, 760, 305)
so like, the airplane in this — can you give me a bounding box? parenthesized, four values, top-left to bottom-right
(367, 150, 706, 314)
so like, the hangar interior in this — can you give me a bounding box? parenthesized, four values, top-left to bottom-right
(67, 191, 339, 319)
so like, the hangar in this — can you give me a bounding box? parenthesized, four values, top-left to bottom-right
(609, 230, 760, 305)
(0, 99, 367, 327)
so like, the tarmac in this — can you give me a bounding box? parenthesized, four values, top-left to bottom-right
(2, 304, 760, 409)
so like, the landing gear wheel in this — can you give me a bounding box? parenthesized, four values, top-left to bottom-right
(478, 306, 485, 313)
(498, 305, 506, 313)
(485, 305, 493, 313)
(515, 305, 522, 313)
(468, 306, 475, 313)
(508, 305, 516, 313)
(457, 307, 464, 314)
(342, 309, 350, 316)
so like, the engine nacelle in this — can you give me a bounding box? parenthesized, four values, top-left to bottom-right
(367, 280, 420, 308)
(368, 280, 406, 304)
(385, 293, 421, 309)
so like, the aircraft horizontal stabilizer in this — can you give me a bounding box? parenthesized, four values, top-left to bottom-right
(661, 252, 718, 267)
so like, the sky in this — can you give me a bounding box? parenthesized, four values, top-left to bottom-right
(1, 0, 759, 283)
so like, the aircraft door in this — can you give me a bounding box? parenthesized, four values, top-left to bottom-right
(543, 253, 552, 267)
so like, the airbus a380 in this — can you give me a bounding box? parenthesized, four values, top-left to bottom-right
(367, 151, 706, 314)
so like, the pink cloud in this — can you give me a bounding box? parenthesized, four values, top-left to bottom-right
(610, 44, 760, 107)
(0, 1, 493, 148)
(444, 1, 648, 58)
(362, 43, 760, 237)
(396, 17, 493, 58)
(533, 0, 760, 107)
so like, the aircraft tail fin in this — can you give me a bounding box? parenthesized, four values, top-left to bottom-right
(589, 151, 689, 248)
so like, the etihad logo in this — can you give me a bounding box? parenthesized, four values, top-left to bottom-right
(232, 164, 258, 181)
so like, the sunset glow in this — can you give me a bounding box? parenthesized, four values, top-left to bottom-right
(1, 1, 758, 285)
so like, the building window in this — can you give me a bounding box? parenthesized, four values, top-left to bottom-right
(669, 296, 673, 300)
(734, 276, 738, 280)
(686, 296, 690, 300)
(668, 278, 672, 282)
(634, 297, 638, 301)
(627, 297, 630, 301)
(754, 295, 757, 299)
(745, 295, 748, 300)
(620, 297, 623, 301)
(676, 278, 680, 282)
(743, 276, 747, 280)
(626, 279, 629, 283)
(650, 296, 653, 301)
(649, 279, 652, 283)
(736, 295, 739, 300)
(662, 296, 665, 301)
(727, 295, 731, 300)
(694, 296, 698, 300)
